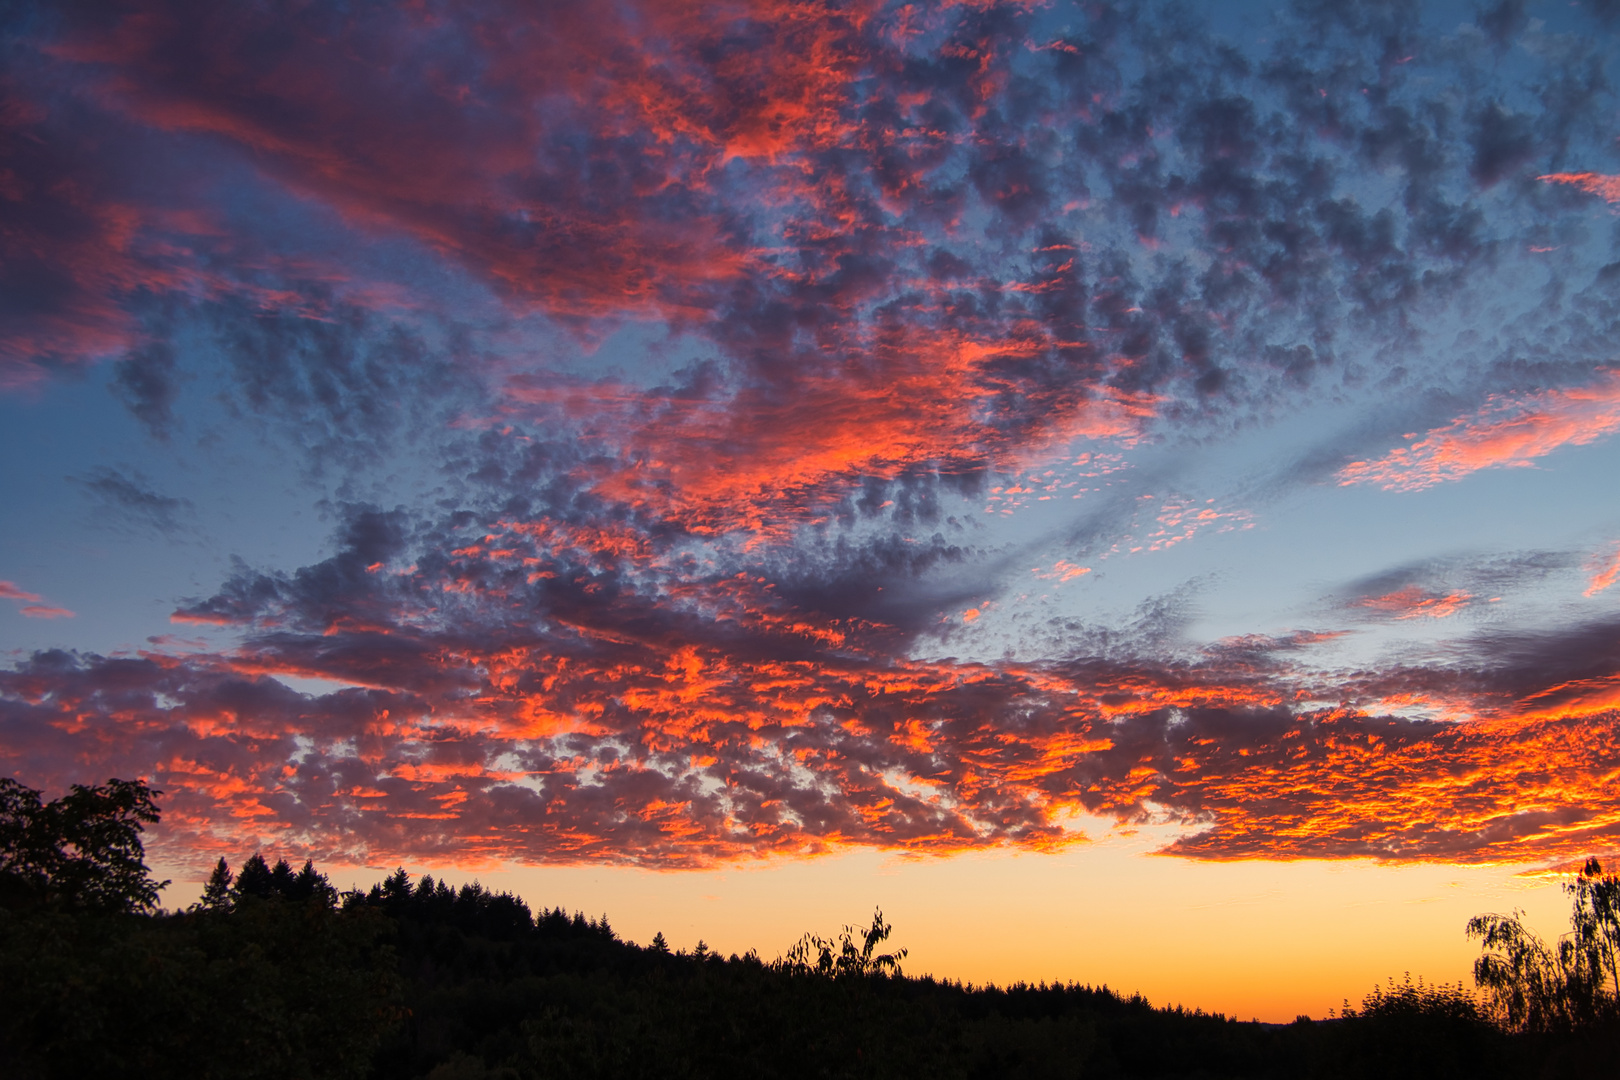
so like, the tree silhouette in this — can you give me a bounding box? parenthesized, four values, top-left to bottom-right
(779, 907, 907, 978)
(196, 857, 234, 911)
(0, 776, 167, 913)
(0, 782, 401, 1079)
(201, 853, 339, 910)
(342, 867, 540, 939)
(1469, 857, 1620, 1032)
(1568, 857, 1620, 1007)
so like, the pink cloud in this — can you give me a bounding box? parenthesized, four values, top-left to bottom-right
(1338, 370, 1620, 491)
(0, 581, 43, 603)
(170, 610, 239, 626)
(3, 581, 72, 618)
(1539, 172, 1620, 202)
(19, 604, 75, 619)
(501, 354, 1156, 540)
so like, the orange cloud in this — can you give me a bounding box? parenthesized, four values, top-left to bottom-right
(1338, 370, 1620, 491)
(108, 497, 1620, 872)
(1032, 560, 1090, 582)
(10, 0, 1620, 883)
(1584, 545, 1620, 597)
(7, 615, 1620, 874)
(503, 342, 1156, 538)
(1136, 499, 1253, 553)
(42, 0, 882, 326)
(1353, 587, 1472, 620)
(1157, 706, 1620, 864)
(170, 611, 240, 626)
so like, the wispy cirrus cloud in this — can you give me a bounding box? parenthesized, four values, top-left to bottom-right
(1585, 544, 1620, 597)
(1, 581, 73, 620)
(0, 582, 41, 603)
(71, 466, 194, 536)
(1338, 370, 1620, 492)
(1540, 172, 1620, 202)
(497, 361, 1158, 539)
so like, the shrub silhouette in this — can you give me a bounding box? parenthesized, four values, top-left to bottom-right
(1339, 973, 1483, 1023)
(1324, 974, 1502, 1080)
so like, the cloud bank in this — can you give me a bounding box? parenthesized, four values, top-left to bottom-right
(3, 0, 1620, 871)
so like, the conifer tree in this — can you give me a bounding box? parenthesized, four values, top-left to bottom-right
(197, 857, 234, 911)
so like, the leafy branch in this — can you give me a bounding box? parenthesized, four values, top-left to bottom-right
(777, 906, 907, 978)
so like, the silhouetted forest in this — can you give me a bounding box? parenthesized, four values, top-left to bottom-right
(2, 778, 1616, 1078)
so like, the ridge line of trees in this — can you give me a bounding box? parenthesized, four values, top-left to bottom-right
(5, 775, 1619, 1078)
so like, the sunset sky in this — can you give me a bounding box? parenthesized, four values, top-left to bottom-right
(4, 0, 1620, 1020)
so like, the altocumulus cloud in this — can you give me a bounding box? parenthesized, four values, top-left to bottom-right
(3, 0, 1620, 871)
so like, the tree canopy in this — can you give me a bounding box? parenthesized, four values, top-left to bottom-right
(1468, 857, 1620, 1034)
(0, 776, 167, 913)
(196, 852, 340, 911)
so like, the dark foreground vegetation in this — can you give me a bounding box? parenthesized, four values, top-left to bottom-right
(2, 778, 1616, 1078)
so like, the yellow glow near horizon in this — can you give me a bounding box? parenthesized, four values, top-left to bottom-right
(155, 826, 1579, 1023)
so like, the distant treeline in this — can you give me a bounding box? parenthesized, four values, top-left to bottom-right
(1, 777, 1616, 1078)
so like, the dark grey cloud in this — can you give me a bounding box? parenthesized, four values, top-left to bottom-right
(1458, 613, 1620, 701)
(70, 466, 193, 536)
(1478, 1, 1530, 49)
(111, 335, 180, 440)
(1332, 550, 1581, 617)
(6, 0, 1615, 479)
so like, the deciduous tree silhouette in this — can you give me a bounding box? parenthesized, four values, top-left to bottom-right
(0, 776, 167, 913)
(1568, 857, 1620, 1005)
(779, 907, 907, 978)
(1469, 857, 1620, 1032)
(0, 781, 401, 1079)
